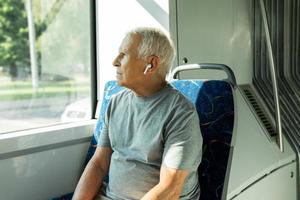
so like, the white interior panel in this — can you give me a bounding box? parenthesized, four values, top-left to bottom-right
(170, 0, 253, 84)
(232, 162, 297, 200)
(0, 122, 95, 200)
(226, 88, 296, 199)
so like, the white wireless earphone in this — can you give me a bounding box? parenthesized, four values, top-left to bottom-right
(143, 64, 152, 75)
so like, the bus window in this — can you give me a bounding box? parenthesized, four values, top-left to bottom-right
(0, 0, 91, 133)
(97, 0, 169, 104)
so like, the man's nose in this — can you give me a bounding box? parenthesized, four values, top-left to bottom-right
(112, 56, 120, 67)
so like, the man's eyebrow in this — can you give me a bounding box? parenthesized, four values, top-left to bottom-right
(119, 48, 128, 54)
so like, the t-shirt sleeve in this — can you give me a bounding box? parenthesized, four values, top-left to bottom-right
(97, 102, 112, 148)
(162, 107, 203, 171)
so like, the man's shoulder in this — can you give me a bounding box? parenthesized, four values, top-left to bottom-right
(111, 88, 131, 102)
(167, 86, 195, 110)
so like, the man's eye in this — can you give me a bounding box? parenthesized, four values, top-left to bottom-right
(119, 53, 125, 58)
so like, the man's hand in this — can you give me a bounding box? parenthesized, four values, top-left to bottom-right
(72, 147, 112, 200)
(141, 166, 188, 200)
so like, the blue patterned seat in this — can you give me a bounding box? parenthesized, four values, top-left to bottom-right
(51, 80, 234, 200)
(168, 80, 234, 200)
(195, 81, 234, 200)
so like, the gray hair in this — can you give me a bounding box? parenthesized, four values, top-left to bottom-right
(124, 27, 175, 74)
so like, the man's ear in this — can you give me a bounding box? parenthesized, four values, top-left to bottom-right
(147, 55, 160, 72)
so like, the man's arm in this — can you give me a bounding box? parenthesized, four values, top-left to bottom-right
(141, 166, 188, 200)
(72, 147, 113, 200)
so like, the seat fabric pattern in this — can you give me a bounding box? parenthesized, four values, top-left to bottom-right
(195, 80, 234, 200)
(172, 80, 234, 200)
(85, 81, 124, 165)
(50, 80, 234, 200)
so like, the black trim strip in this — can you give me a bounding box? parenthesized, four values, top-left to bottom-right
(90, 0, 97, 119)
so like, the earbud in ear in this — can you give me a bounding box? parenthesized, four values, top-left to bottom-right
(143, 64, 152, 75)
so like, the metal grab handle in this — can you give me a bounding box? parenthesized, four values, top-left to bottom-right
(171, 63, 237, 87)
(259, 0, 283, 152)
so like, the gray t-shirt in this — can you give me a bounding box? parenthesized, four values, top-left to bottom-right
(98, 84, 203, 200)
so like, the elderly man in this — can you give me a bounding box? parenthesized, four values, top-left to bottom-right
(73, 27, 202, 200)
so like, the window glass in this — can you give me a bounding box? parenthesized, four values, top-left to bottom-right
(0, 0, 91, 133)
(97, 0, 169, 102)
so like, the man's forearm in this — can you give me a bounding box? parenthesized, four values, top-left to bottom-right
(141, 166, 188, 200)
(141, 183, 181, 200)
(72, 160, 107, 200)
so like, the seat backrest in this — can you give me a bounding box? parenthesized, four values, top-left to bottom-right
(196, 81, 234, 200)
(85, 81, 124, 164)
(86, 80, 234, 200)
(171, 80, 234, 200)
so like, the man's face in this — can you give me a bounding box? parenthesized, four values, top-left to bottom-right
(112, 34, 146, 89)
